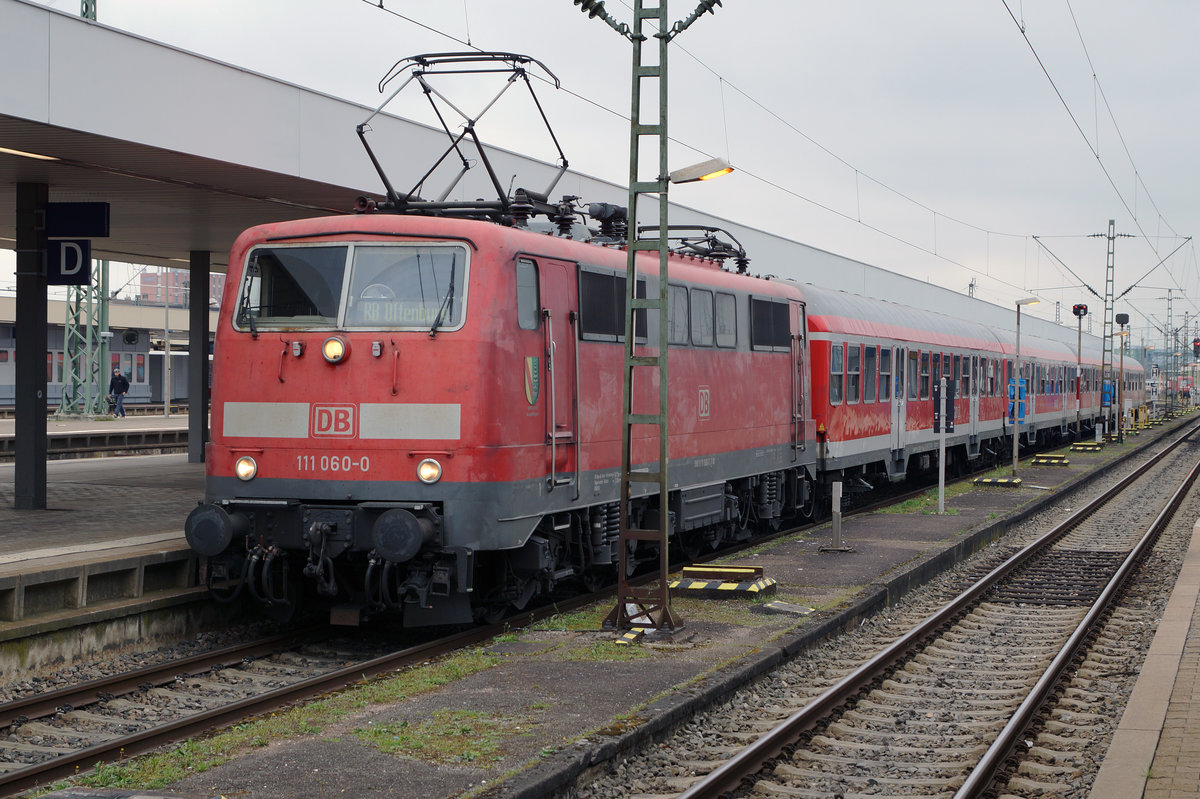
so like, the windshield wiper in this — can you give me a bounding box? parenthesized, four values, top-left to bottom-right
(239, 254, 260, 339)
(428, 254, 458, 338)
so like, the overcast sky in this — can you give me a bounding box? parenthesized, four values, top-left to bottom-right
(8, 0, 1199, 347)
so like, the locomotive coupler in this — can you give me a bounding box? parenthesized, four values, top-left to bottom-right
(302, 521, 338, 597)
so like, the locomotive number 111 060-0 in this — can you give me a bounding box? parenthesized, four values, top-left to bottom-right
(296, 454, 371, 473)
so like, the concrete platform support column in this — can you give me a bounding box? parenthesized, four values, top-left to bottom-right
(187, 250, 210, 463)
(14, 182, 48, 509)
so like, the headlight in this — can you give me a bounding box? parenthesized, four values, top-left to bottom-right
(322, 336, 350, 363)
(416, 458, 442, 484)
(234, 456, 258, 481)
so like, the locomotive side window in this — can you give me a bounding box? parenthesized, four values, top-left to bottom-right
(516, 258, 539, 330)
(846, 344, 861, 403)
(878, 347, 891, 401)
(750, 298, 790, 351)
(829, 342, 844, 404)
(864, 346, 877, 402)
(578, 268, 646, 342)
(690, 289, 715, 347)
(236, 246, 347, 328)
(668, 285, 689, 345)
(714, 292, 737, 348)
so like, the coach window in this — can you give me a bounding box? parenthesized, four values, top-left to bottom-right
(516, 259, 539, 330)
(879, 347, 892, 401)
(668, 285, 689, 345)
(919, 352, 931, 399)
(715, 292, 737, 348)
(847, 344, 861, 403)
(907, 351, 919, 400)
(952, 354, 961, 387)
(931, 352, 940, 387)
(830, 343, 844, 404)
(864, 346, 877, 402)
(691, 289, 715, 347)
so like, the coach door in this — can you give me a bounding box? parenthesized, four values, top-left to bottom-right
(790, 301, 807, 458)
(969, 355, 980, 440)
(891, 346, 907, 452)
(538, 258, 579, 495)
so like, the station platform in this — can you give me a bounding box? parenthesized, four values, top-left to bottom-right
(4, 414, 1200, 798)
(0, 417, 204, 649)
(0, 411, 192, 459)
(1093, 517, 1200, 798)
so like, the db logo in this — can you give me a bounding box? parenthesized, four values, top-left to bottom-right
(312, 404, 357, 437)
(698, 386, 711, 420)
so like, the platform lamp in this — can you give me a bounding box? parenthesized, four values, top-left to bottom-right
(1012, 297, 1040, 476)
(1116, 313, 1129, 443)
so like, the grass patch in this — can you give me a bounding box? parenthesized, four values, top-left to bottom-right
(557, 640, 656, 662)
(528, 602, 612, 631)
(70, 647, 501, 791)
(878, 483, 972, 515)
(355, 708, 534, 764)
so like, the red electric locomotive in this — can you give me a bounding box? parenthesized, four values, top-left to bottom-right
(185, 212, 818, 624)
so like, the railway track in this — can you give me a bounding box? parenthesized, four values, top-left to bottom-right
(571, 420, 1200, 799)
(3, 419, 1189, 794)
(0, 586, 615, 796)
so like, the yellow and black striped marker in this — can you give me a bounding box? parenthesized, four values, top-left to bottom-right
(1070, 443, 1104, 452)
(1031, 456, 1069, 466)
(669, 565, 777, 599)
(614, 627, 646, 646)
(973, 477, 1022, 487)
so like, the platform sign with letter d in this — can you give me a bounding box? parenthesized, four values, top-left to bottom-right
(47, 239, 91, 285)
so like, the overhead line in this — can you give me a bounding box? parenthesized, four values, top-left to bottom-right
(363, 0, 1181, 317)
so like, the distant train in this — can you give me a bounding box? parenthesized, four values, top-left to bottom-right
(183, 211, 1144, 626)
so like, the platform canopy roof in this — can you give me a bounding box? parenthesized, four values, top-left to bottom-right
(0, 0, 579, 272)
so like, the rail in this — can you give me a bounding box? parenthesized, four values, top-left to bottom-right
(678, 418, 1200, 799)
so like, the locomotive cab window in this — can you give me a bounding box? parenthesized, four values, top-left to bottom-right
(346, 244, 467, 329)
(236, 245, 347, 328)
(235, 242, 471, 332)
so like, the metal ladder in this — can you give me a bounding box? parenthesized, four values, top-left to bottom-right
(604, 0, 681, 632)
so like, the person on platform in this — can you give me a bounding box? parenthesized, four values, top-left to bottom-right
(108, 367, 129, 418)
